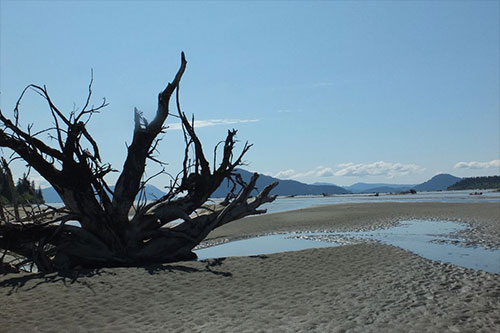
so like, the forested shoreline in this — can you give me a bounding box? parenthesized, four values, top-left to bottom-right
(0, 161, 44, 205)
(448, 175, 500, 190)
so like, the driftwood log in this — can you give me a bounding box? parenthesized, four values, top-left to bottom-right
(0, 53, 277, 272)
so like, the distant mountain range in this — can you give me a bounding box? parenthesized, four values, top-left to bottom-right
(40, 171, 465, 203)
(341, 174, 461, 193)
(316, 174, 464, 194)
(211, 169, 350, 198)
(41, 170, 349, 203)
(344, 183, 415, 194)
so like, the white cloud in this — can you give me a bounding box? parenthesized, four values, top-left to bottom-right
(454, 159, 500, 170)
(337, 162, 355, 168)
(274, 169, 296, 178)
(316, 167, 334, 177)
(274, 166, 335, 179)
(167, 119, 259, 130)
(334, 161, 424, 178)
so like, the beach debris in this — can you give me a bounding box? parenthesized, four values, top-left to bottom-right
(0, 53, 278, 272)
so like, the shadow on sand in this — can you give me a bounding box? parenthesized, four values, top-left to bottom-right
(0, 268, 110, 295)
(0, 255, 274, 295)
(0, 257, 251, 295)
(144, 257, 233, 277)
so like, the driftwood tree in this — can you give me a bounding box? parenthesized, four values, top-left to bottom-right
(0, 53, 277, 272)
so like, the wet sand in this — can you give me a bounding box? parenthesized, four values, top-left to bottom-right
(1, 202, 499, 332)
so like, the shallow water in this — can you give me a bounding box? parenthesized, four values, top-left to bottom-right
(195, 233, 339, 260)
(195, 220, 500, 273)
(260, 190, 500, 214)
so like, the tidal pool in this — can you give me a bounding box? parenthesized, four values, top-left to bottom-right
(195, 220, 500, 274)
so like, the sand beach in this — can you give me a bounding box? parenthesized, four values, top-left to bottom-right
(1, 202, 499, 332)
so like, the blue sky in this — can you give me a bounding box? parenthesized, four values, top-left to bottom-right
(1, 1, 499, 188)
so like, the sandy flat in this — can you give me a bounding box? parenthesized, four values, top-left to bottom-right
(1, 202, 499, 332)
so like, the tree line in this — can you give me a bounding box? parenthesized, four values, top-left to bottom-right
(0, 159, 44, 205)
(448, 175, 500, 190)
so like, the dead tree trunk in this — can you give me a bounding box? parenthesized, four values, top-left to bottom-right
(0, 53, 277, 272)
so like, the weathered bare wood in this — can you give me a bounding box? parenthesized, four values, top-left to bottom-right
(112, 53, 187, 220)
(0, 53, 278, 272)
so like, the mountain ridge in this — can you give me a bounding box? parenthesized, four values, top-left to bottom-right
(211, 169, 350, 198)
(40, 171, 465, 203)
(413, 174, 461, 191)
